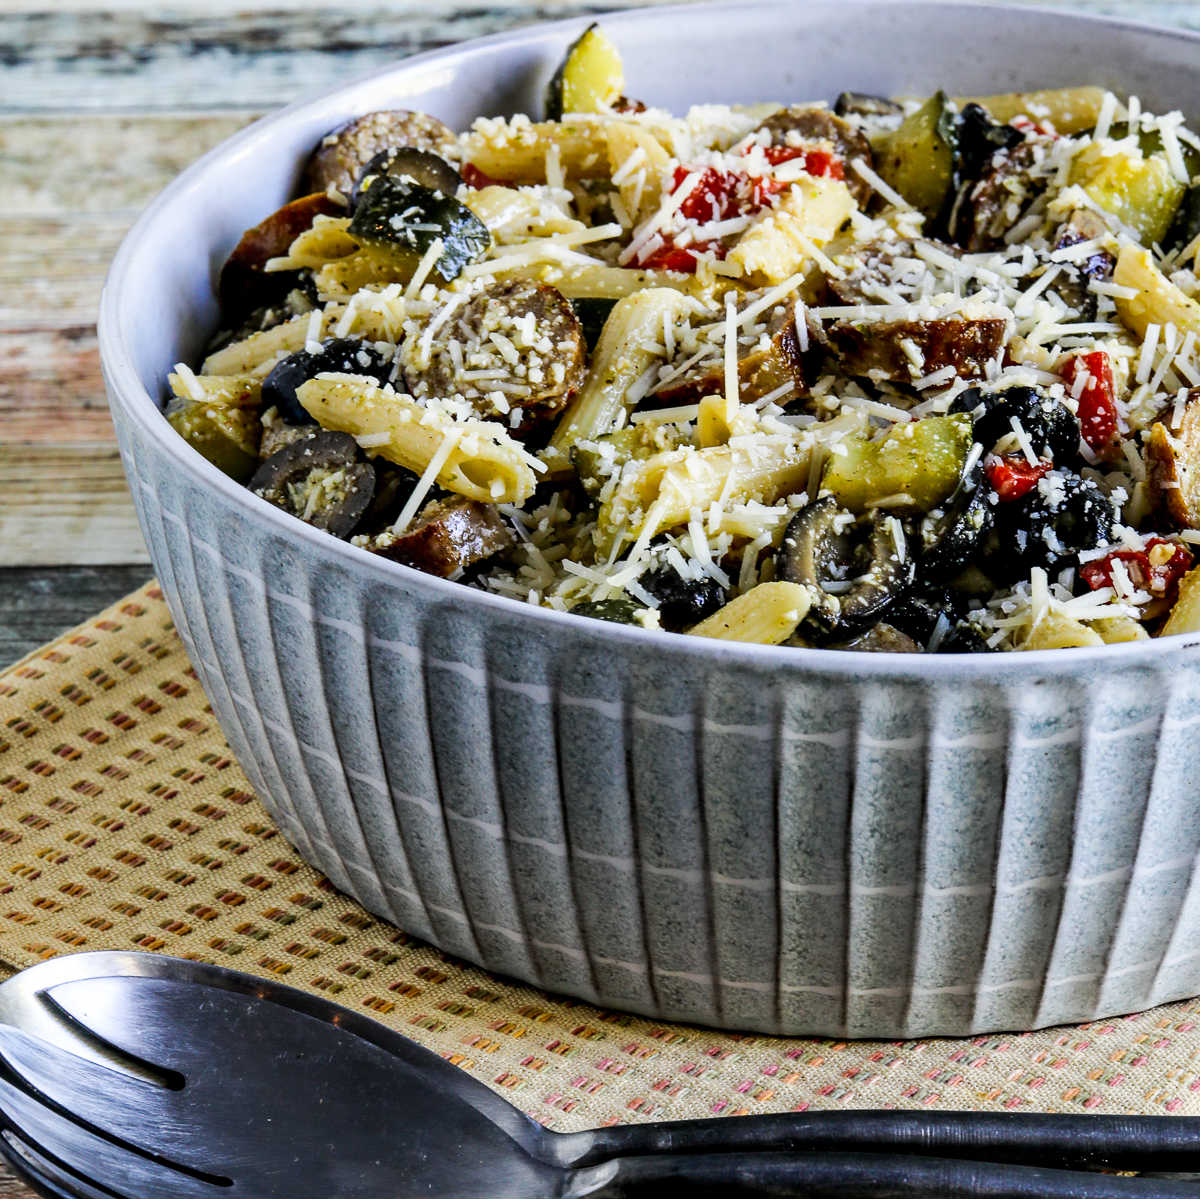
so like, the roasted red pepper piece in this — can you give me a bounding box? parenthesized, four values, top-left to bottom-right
(672, 165, 744, 222)
(984, 453, 1053, 501)
(1079, 537, 1193, 599)
(746, 144, 844, 203)
(638, 148, 844, 270)
(638, 241, 724, 272)
(462, 163, 503, 189)
(1062, 350, 1118, 452)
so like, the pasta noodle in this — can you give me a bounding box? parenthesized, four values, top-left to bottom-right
(296, 376, 540, 504)
(690, 582, 813, 643)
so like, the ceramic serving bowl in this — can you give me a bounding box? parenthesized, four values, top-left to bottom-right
(98, 0, 1200, 1038)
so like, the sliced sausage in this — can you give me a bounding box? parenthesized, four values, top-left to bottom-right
(649, 322, 807, 408)
(360, 496, 514, 577)
(1147, 389, 1200, 528)
(218, 192, 342, 322)
(825, 317, 1008, 383)
(755, 106, 873, 206)
(825, 238, 953, 306)
(302, 109, 458, 196)
(1050, 209, 1115, 319)
(953, 140, 1044, 251)
(402, 279, 586, 428)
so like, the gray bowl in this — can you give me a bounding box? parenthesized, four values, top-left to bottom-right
(99, 0, 1200, 1037)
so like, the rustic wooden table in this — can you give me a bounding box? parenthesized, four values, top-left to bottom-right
(1, 0, 1198, 1193)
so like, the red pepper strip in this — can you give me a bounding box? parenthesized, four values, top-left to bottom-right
(462, 163, 503, 189)
(639, 241, 726, 272)
(984, 453, 1053, 502)
(673, 165, 746, 222)
(1062, 350, 1118, 452)
(746, 145, 844, 203)
(1079, 537, 1194, 600)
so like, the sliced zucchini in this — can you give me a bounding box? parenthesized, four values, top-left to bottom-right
(1106, 122, 1200, 180)
(1069, 144, 1185, 246)
(544, 23, 624, 122)
(821, 413, 974, 514)
(874, 91, 958, 219)
(1165, 183, 1200, 255)
(166, 400, 261, 482)
(348, 174, 491, 284)
(572, 427, 661, 499)
(351, 148, 462, 208)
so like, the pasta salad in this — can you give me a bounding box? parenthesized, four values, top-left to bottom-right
(167, 25, 1200, 652)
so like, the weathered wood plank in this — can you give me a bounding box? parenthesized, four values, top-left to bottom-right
(0, 113, 256, 211)
(0, 115, 259, 458)
(0, 564, 151, 670)
(0, 4, 633, 112)
(0, 445, 148, 566)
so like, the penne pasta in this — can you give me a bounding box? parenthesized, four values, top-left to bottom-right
(544, 287, 695, 470)
(296, 376, 539, 505)
(690, 582, 812, 644)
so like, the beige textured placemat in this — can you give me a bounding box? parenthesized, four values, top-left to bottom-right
(3, 581, 1200, 1129)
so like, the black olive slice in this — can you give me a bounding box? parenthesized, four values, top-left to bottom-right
(776, 497, 914, 640)
(984, 470, 1117, 578)
(638, 564, 727, 632)
(262, 338, 393, 426)
(919, 457, 993, 580)
(953, 385, 1080, 464)
(955, 102, 1025, 182)
(352, 148, 463, 208)
(249, 431, 376, 538)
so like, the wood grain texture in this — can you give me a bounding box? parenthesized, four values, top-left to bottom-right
(0, 564, 151, 666)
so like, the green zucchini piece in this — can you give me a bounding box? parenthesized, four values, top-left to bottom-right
(571, 427, 659, 499)
(544, 23, 624, 122)
(821, 413, 973, 514)
(874, 91, 958, 219)
(1107, 122, 1200, 180)
(571, 596, 641, 624)
(166, 401, 261, 482)
(348, 174, 490, 284)
(1166, 183, 1200, 255)
(1069, 144, 1185, 247)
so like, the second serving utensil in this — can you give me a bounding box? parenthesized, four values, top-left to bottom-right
(0, 952, 1196, 1197)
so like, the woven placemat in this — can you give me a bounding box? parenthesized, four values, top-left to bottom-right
(2, 581, 1200, 1129)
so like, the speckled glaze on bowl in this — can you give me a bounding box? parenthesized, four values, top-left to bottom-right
(99, 0, 1200, 1037)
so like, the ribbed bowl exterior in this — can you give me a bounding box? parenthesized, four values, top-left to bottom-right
(99, 1, 1200, 1036)
(108, 396, 1200, 1037)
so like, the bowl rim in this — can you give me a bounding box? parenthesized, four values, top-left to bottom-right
(97, 0, 1200, 677)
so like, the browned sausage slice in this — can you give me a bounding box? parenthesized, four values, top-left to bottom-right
(360, 496, 514, 577)
(754, 106, 873, 206)
(955, 140, 1044, 251)
(218, 191, 342, 321)
(402, 279, 586, 428)
(302, 110, 458, 196)
(1147, 389, 1200, 529)
(825, 317, 1008, 383)
(649, 323, 807, 408)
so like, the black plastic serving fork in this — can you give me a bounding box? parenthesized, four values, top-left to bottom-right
(0, 953, 1197, 1198)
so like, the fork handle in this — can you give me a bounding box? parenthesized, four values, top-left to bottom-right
(564, 1109, 1200, 1174)
(567, 1149, 1199, 1198)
